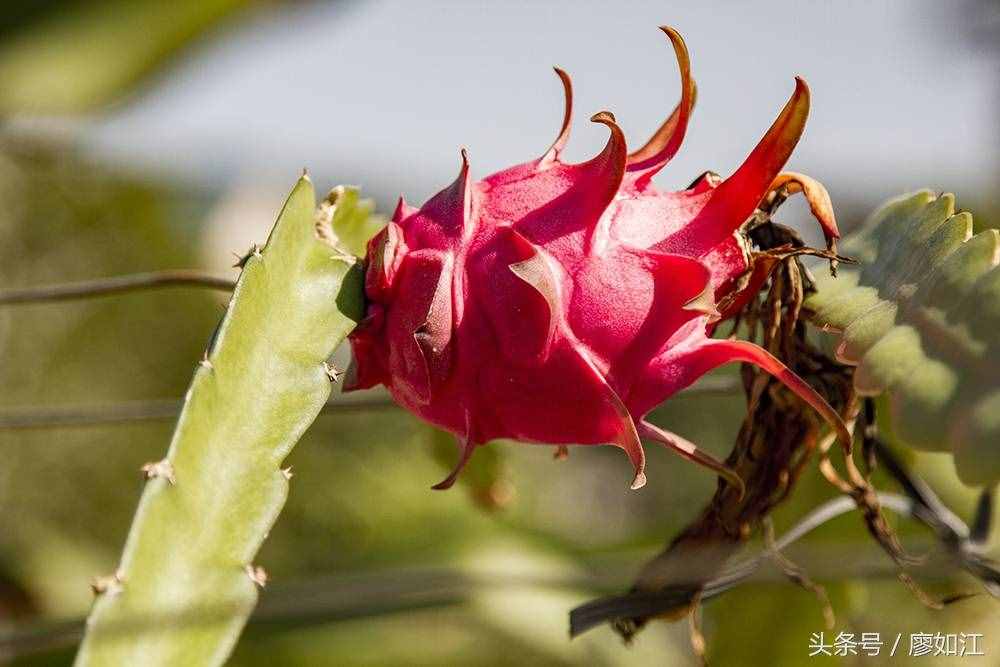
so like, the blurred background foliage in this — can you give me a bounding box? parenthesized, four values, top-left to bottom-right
(1, 1, 998, 665)
(0, 0, 271, 114)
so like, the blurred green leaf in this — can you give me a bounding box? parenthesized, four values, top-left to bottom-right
(74, 176, 364, 666)
(0, 0, 264, 114)
(806, 191, 1000, 485)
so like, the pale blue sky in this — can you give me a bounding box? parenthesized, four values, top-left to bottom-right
(80, 1, 998, 218)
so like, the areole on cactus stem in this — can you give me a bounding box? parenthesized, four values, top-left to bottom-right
(345, 26, 851, 493)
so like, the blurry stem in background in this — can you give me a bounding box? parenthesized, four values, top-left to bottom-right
(0, 270, 235, 304)
(0, 377, 742, 431)
(73, 177, 364, 667)
(0, 396, 398, 430)
(570, 438, 1000, 637)
(0, 491, 979, 662)
(0, 262, 738, 432)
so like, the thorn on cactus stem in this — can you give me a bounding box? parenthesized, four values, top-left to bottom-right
(281, 467, 293, 480)
(245, 564, 268, 588)
(141, 459, 176, 485)
(200, 355, 213, 370)
(322, 362, 342, 383)
(553, 445, 569, 460)
(232, 243, 262, 269)
(91, 571, 124, 597)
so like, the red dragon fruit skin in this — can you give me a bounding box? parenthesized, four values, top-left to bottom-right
(346, 27, 849, 491)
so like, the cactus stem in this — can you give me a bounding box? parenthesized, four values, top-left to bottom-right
(75, 177, 366, 666)
(322, 362, 343, 383)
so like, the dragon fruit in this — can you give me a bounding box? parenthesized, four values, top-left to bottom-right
(345, 27, 849, 491)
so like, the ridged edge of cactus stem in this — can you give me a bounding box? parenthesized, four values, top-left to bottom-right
(74, 175, 364, 666)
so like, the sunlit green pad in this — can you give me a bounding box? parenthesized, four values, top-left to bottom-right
(806, 191, 1000, 485)
(74, 177, 365, 666)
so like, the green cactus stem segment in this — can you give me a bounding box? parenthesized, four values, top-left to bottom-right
(74, 176, 365, 666)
